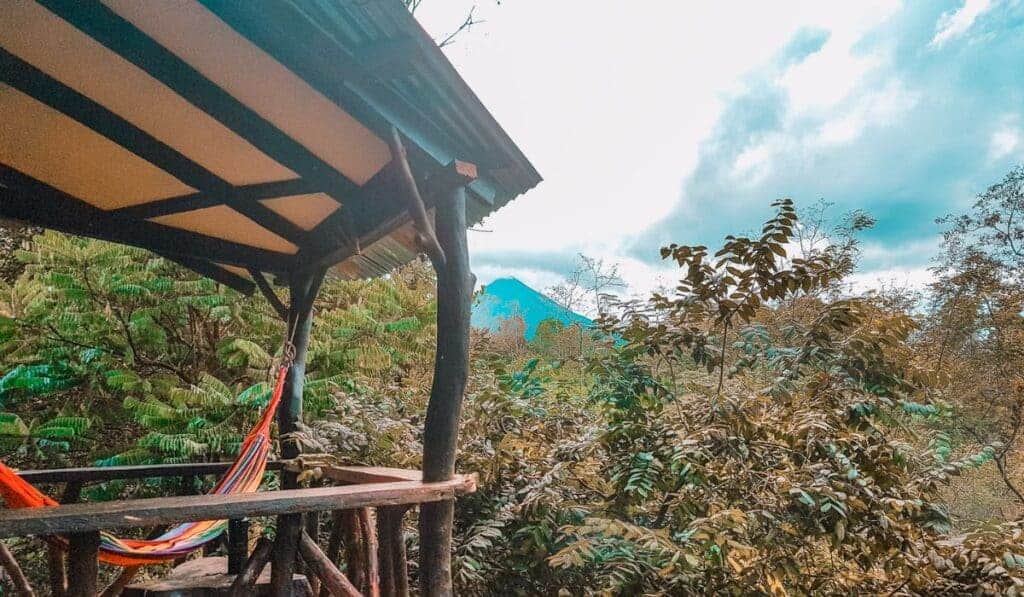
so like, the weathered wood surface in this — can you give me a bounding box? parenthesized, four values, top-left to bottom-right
(228, 518, 249, 574)
(17, 461, 284, 484)
(298, 532, 361, 597)
(377, 506, 410, 597)
(66, 531, 99, 597)
(0, 477, 475, 539)
(339, 509, 367, 593)
(122, 555, 309, 596)
(420, 185, 472, 596)
(99, 566, 140, 597)
(358, 508, 380, 597)
(315, 466, 422, 485)
(273, 270, 322, 597)
(229, 537, 274, 597)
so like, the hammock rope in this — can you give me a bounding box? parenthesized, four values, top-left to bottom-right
(0, 363, 290, 566)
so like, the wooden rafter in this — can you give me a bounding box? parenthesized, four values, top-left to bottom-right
(0, 167, 293, 273)
(39, 0, 363, 203)
(388, 126, 446, 268)
(0, 47, 310, 249)
(112, 179, 323, 219)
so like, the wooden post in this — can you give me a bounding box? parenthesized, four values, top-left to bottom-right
(66, 531, 99, 597)
(298, 532, 361, 597)
(228, 518, 249, 574)
(271, 269, 324, 596)
(377, 506, 409, 597)
(358, 508, 380, 597)
(339, 510, 366, 592)
(229, 537, 274, 597)
(419, 186, 471, 597)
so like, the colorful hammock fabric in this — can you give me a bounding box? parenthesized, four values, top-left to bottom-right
(0, 365, 288, 566)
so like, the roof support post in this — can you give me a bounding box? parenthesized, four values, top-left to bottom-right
(270, 267, 324, 596)
(419, 185, 472, 597)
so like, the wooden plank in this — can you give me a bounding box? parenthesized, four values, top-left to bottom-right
(316, 467, 422, 485)
(123, 555, 309, 596)
(17, 461, 284, 484)
(0, 477, 476, 540)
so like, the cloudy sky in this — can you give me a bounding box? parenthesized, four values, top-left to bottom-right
(415, 1, 1024, 297)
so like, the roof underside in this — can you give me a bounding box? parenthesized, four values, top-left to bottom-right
(0, 0, 539, 292)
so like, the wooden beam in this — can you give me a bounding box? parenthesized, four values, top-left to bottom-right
(419, 185, 473, 597)
(158, 253, 257, 296)
(0, 168, 293, 273)
(299, 160, 476, 276)
(0, 478, 475, 539)
(0, 47, 311, 249)
(98, 567, 140, 597)
(17, 461, 284, 485)
(359, 508, 380, 597)
(387, 126, 445, 268)
(229, 536, 274, 597)
(339, 510, 367, 593)
(314, 467, 422, 486)
(250, 270, 288, 320)
(39, 0, 363, 205)
(196, 0, 469, 167)
(298, 531, 361, 597)
(112, 179, 322, 220)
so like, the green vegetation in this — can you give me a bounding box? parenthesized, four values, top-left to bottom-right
(1, 175, 1024, 594)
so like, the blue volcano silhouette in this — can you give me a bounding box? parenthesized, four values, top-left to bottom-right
(472, 277, 594, 341)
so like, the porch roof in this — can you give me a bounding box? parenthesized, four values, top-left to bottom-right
(0, 0, 539, 292)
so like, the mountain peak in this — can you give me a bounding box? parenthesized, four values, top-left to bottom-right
(472, 278, 593, 340)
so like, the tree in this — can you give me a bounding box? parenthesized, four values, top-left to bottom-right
(546, 253, 627, 317)
(924, 165, 1024, 508)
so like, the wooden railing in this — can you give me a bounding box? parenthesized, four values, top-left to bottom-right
(0, 464, 475, 597)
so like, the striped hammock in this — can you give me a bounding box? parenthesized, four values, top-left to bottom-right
(0, 365, 288, 566)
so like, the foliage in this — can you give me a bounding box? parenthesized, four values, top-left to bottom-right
(1, 185, 1024, 594)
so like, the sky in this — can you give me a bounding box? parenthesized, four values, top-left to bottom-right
(414, 1, 1024, 299)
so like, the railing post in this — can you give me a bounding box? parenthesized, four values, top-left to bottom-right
(420, 185, 472, 597)
(66, 531, 99, 597)
(228, 518, 249, 574)
(270, 268, 324, 596)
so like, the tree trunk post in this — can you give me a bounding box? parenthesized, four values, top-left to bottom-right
(66, 531, 99, 597)
(271, 269, 324, 596)
(419, 186, 472, 597)
(228, 518, 249, 574)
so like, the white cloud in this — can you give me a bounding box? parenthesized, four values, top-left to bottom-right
(930, 0, 992, 47)
(846, 266, 934, 293)
(989, 118, 1021, 160)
